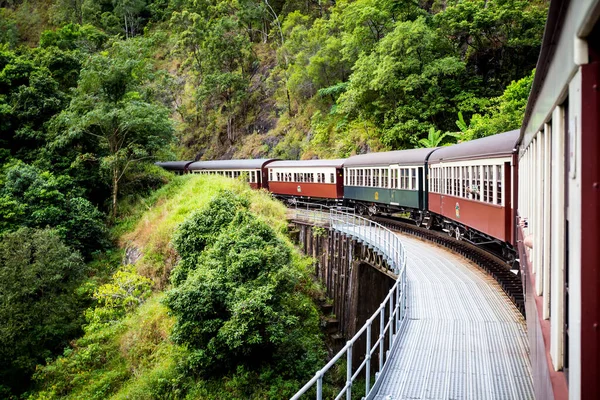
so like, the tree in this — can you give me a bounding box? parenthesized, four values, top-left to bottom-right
(113, 0, 146, 39)
(165, 191, 324, 377)
(434, 0, 547, 96)
(0, 163, 109, 258)
(0, 228, 87, 395)
(337, 16, 467, 148)
(51, 40, 174, 220)
(459, 69, 535, 140)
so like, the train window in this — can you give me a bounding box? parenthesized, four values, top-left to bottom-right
(474, 166, 481, 199)
(496, 165, 502, 205)
(487, 166, 494, 203)
(450, 167, 456, 196)
(411, 169, 416, 190)
(482, 167, 488, 202)
(330, 173, 335, 184)
(455, 167, 459, 196)
(400, 169, 404, 189)
(373, 168, 379, 187)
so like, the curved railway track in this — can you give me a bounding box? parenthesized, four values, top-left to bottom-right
(368, 215, 525, 315)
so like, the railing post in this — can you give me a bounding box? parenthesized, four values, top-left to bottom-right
(317, 373, 322, 400)
(379, 308, 385, 372)
(396, 280, 401, 330)
(346, 344, 352, 400)
(389, 294, 394, 349)
(366, 323, 371, 394)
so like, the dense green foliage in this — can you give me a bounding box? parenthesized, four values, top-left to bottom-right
(0, 228, 87, 395)
(166, 191, 324, 379)
(0, 0, 548, 397)
(31, 176, 327, 399)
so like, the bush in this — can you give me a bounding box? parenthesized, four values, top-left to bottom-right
(0, 163, 109, 259)
(165, 190, 324, 379)
(0, 228, 88, 395)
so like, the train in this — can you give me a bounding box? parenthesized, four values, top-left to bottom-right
(158, 129, 520, 262)
(158, 0, 600, 398)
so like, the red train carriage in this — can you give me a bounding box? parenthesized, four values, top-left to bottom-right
(267, 160, 345, 202)
(187, 159, 277, 190)
(427, 130, 519, 247)
(517, 0, 600, 398)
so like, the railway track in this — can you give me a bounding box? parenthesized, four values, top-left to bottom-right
(369, 215, 525, 316)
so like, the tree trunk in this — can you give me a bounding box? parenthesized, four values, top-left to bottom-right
(111, 167, 119, 223)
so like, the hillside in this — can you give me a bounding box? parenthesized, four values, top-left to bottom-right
(28, 175, 329, 399)
(0, 0, 549, 397)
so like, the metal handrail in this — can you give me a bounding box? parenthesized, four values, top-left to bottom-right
(289, 205, 408, 400)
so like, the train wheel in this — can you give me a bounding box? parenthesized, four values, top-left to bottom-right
(447, 224, 454, 237)
(455, 227, 461, 241)
(425, 217, 433, 230)
(415, 213, 424, 227)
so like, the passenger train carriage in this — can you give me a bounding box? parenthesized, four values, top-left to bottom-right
(516, 0, 600, 399)
(343, 148, 436, 217)
(186, 159, 276, 190)
(428, 130, 519, 248)
(155, 161, 193, 175)
(267, 159, 345, 201)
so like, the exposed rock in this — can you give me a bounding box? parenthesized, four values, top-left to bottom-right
(124, 246, 142, 265)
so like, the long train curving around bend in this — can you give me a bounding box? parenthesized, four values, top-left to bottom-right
(157, 129, 520, 266)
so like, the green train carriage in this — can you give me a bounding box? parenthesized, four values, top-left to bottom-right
(343, 148, 438, 221)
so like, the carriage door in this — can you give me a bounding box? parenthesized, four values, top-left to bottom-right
(390, 166, 398, 204)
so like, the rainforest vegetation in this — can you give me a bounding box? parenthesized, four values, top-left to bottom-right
(0, 0, 548, 398)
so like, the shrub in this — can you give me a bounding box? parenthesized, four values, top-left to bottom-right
(0, 228, 87, 395)
(165, 191, 325, 379)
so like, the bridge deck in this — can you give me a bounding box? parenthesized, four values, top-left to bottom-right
(373, 234, 534, 400)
